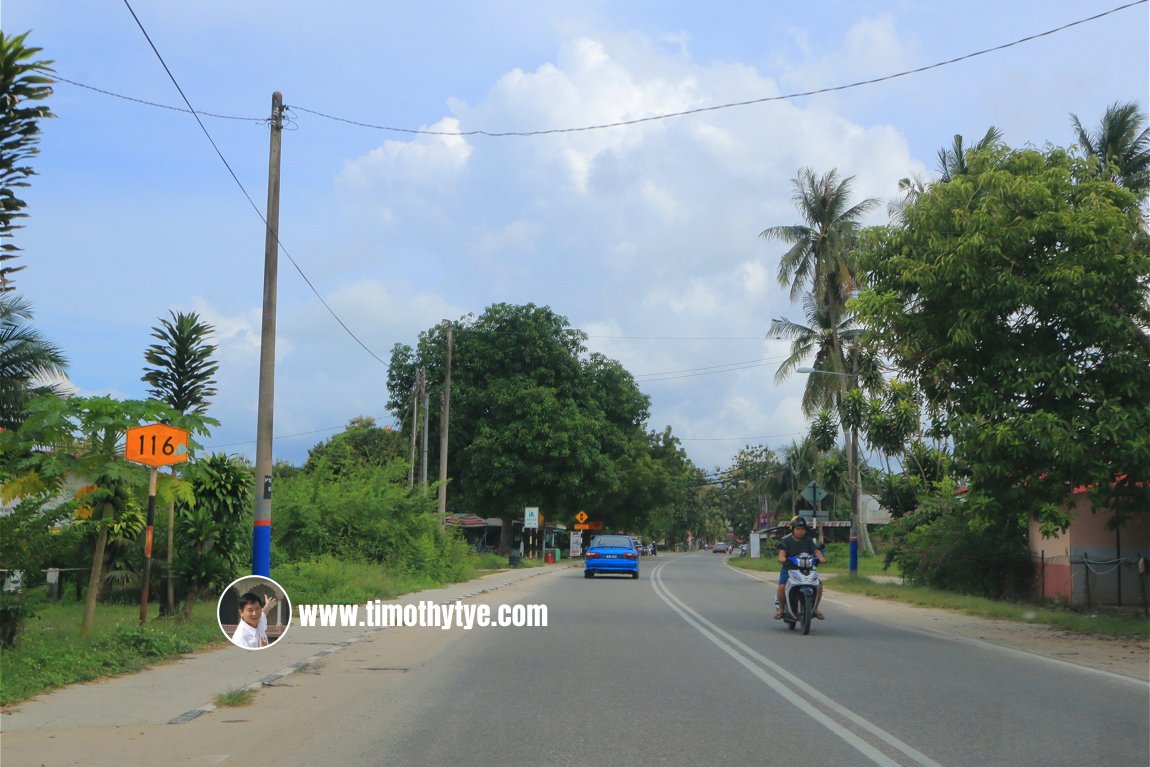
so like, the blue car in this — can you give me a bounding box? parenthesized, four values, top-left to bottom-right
(584, 534, 640, 579)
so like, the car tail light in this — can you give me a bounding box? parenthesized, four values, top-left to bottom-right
(586, 551, 600, 559)
(624, 552, 637, 559)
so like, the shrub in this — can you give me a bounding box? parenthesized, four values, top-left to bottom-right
(880, 484, 1031, 599)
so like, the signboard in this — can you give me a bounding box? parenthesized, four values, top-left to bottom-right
(524, 507, 539, 529)
(569, 533, 582, 558)
(575, 511, 588, 524)
(125, 423, 189, 467)
(800, 481, 828, 505)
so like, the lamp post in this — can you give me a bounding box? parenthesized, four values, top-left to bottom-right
(797, 366, 862, 576)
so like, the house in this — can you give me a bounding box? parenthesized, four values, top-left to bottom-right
(1029, 489, 1149, 607)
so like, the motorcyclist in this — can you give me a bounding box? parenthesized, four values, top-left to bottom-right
(774, 516, 826, 620)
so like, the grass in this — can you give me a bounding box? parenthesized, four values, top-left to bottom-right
(1, 595, 226, 707)
(728, 545, 1148, 637)
(214, 686, 256, 707)
(727, 543, 890, 578)
(2, 549, 565, 707)
(824, 576, 1150, 636)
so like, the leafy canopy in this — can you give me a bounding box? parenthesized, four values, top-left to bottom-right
(856, 143, 1150, 532)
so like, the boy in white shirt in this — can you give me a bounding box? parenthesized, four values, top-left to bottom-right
(231, 592, 278, 649)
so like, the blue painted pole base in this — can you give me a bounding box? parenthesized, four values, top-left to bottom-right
(849, 536, 859, 576)
(253, 524, 271, 577)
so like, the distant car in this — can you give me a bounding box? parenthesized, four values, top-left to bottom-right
(585, 534, 640, 579)
(712, 542, 729, 553)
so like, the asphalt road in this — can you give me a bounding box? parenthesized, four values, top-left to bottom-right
(6, 553, 1147, 767)
(287, 553, 1148, 766)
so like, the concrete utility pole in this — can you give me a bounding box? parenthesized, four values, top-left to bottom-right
(420, 372, 430, 487)
(253, 91, 284, 577)
(437, 326, 453, 525)
(408, 368, 422, 490)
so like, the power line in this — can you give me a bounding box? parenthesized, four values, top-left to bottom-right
(65, 2, 1144, 140)
(120, 0, 390, 367)
(286, 1, 1146, 137)
(52, 75, 266, 122)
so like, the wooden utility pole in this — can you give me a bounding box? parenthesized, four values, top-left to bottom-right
(437, 326, 453, 525)
(253, 91, 284, 577)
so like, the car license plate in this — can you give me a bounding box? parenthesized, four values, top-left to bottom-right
(605, 554, 618, 559)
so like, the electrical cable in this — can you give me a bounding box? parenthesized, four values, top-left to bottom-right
(286, 1, 1147, 138)
(121, 0, 390, 367)
(64, 2, 1145, 140)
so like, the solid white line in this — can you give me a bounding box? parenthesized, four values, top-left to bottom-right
(652, 562, 942, 767)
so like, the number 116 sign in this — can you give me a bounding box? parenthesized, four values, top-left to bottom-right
(125, 423, 189, 467)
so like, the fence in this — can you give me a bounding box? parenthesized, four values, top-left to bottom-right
(1034, 552, 1149, 615)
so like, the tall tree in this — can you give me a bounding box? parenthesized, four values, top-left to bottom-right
(761, 168, 878, 313)
(935, 126, 1003, 182)
(856, 143, 1150, 533)
(388, 304, 653, 549)
(141, 311, 219, 415)
(141, 309, 219, 615)
(767, 291, 865, 413)
(763, 168, 878, 554)
(0, 294, 67, 429)
(1070, 101, 1150, 198)
(0, 32, 54, 293)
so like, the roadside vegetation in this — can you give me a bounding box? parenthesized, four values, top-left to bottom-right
(0, 595, 224, 706)
(1, 30, 1146, 710)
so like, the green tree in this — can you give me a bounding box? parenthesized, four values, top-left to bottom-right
(1071, 101, 1150, 198)
(763, 168, 879, 555)
(141, 309, 219, 615)
(766, 291, 864, 413)
(304, 416, 407, 476)
(935, 126, 1003, 182)
(388, 304, 653, 548)
(141, 311, 219, 415)
(0, 294, 67, 429)
(760, 168, 878, 313)
(175, 454, 250, 619)
(2, 395, 207, 635)
(856, 143, 1150, 533)
(0, 32, 54, 293)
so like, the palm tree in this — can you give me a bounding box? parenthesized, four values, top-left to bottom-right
(0, 294, 67, 429)
(767, 292, 862, 413)
(935, 126, 1003, 182)
(761, 168, 878, 313)
(1070, 101, 1150, 198)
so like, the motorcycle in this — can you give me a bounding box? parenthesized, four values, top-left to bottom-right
(779, 552, 822, 635)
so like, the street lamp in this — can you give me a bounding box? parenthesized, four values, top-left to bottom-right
(796, 366, 863, 576)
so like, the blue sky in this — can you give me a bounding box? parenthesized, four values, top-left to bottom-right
(6, 1, 1148, 470)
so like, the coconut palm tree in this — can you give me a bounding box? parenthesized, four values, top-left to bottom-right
(0, 294, 67, 429)
(1070, 101, 1150, 198)
(760, 168, 878, 313)
(935, 126, 1003, 182)
(767, 292, 862, 413)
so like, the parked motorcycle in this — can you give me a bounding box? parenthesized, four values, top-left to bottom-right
(779, 552, 822, 635)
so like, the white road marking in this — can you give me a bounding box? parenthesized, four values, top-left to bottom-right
(652, 561, 943, 767)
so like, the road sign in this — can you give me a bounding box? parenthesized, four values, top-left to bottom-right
(800, 481, 828, 505)
(575, 511, 588, 524)
(524, 507, 539, 529)
(125, 423, 189, 467)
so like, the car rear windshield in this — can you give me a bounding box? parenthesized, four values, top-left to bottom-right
(590, 535, 634, 549)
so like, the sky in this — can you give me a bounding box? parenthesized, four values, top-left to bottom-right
(5, 0, 1149, 472)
